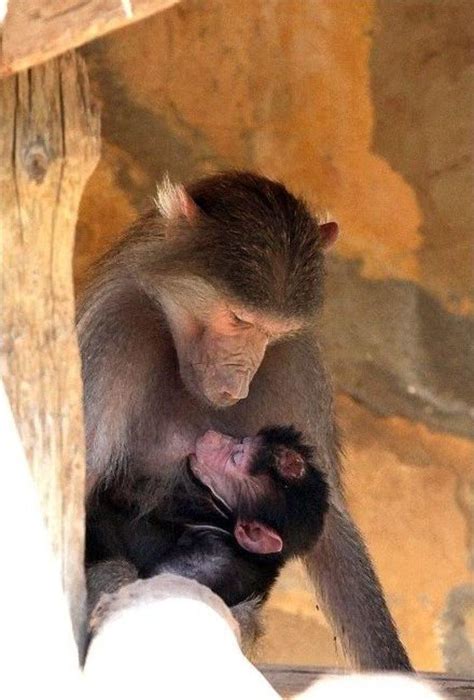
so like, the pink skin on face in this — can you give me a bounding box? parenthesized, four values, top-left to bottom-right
(189, 430, 284, 555)
(189, 430, 261, 511)
(191, 430, 256, 480)
(188, 303, 303, 407)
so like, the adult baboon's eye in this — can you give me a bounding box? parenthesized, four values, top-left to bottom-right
(231, 311, 244, 324)
(231, 311, 251, 328)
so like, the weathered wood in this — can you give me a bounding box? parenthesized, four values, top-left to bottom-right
(0, 0, 180, 77)
(260, 665, 474, 699)
(0, 50, 100, 650)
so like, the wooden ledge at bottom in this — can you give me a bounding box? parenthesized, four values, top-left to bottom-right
(259, 664, 474, 699)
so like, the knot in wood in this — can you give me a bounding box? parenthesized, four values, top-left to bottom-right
(21, 138, 50, 184)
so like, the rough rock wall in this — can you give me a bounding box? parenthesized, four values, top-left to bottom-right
(75, 0, 474, 673)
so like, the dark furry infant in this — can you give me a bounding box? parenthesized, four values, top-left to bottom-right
(87, 425, 329, 607)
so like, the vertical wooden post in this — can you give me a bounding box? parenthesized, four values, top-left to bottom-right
(0, 51, 100, 649)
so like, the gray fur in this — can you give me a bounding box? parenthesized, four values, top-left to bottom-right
(87, 559, 138, 616)
(78, 171, 412, 670)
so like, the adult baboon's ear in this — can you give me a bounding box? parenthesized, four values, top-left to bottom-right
(234, 520, 283, 555)
(154, 174, 199, 222)
(319, 221, 339, 249)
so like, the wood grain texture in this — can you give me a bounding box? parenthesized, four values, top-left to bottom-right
(260, 665, 474, 699)
(0, 0, 180, 77)
(0, 51, 100, 650)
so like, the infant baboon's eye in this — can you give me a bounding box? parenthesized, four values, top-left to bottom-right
(231, 447, 244, 466)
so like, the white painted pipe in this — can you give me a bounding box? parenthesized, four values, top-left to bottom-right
(83, 574, 279, 699)
(0, 384, 81, 699)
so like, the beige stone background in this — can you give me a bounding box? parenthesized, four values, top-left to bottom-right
(75, 0, 474, 675)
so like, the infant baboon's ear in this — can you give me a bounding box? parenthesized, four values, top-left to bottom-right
(154, 174, 199, 222)
(277, 447, 305, 480)
(234, 520, 283, 555)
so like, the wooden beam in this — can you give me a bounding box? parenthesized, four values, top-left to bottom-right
(260, 665, 474, 699)
(0, 0, 180, 77)
(0, 50, 100, 649)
